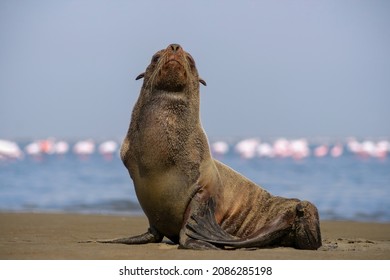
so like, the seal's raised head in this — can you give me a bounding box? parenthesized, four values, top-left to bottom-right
(136, 44, 206, 93)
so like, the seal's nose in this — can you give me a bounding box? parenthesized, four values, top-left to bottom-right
(169, 44, 181, 53)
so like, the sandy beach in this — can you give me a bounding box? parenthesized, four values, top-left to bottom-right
(0, 212, 389, 260)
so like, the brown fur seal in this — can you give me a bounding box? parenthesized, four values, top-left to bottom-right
(100, 44, 321, 250)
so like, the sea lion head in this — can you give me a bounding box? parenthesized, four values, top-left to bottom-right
(136, 44, 206, 93)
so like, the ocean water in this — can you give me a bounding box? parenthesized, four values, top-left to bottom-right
(0, 146, 389, 222)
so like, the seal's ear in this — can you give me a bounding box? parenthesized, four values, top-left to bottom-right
(199, 78, 207, 86)
(135, 73, 145, 80)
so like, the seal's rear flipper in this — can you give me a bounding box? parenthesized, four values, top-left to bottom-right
(181, 198, 293, 249)
(292, 201, 322, 249)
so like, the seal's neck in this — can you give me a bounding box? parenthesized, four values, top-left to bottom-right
(148, 89, 200, 122)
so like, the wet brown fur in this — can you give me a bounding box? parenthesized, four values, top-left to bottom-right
(111, 44, 321, 250)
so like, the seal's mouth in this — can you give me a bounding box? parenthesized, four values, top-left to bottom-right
(154, 59, 187, 92)
(161, 58, 185, 75)
(165, 58, 183, 67)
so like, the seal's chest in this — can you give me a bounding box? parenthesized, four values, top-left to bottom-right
(136, 111, 188, 162)
(133, 170, 191, 238)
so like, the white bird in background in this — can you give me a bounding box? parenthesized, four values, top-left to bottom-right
(25, 141, 42, 158)
(314, 145, 328, 158)
(211, 141, 230, 157)
(330, 144, 343, 158)
(235, 138, 260, 159)
(273, 138, 291, 158)
(289, 139, 310, 160)
(376, 140, 389, 159)
(73, 139, 95, 159)
(54, 141, 69, 155)
(257, 142, 274, 158)
(98, 140, 119, 160)
(347, 138, 362, 154)
(0, 139, 23, 160)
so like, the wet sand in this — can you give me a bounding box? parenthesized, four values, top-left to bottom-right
(0, 212, 389, 260)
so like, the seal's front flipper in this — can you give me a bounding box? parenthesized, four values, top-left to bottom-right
(87, 226, 163, 245)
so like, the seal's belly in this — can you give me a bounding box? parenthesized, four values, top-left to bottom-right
(133, 169, 193, 240)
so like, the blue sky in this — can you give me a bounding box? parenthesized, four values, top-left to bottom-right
(1, 0, 389, 140)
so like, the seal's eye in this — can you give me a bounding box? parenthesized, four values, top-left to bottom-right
(152, 54, 160, 63)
